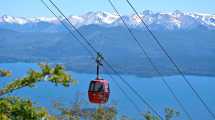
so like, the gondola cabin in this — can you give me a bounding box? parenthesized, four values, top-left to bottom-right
(88, 79, 110, 104)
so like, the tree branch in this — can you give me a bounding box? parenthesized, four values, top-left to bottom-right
(0, 64, 75, 96)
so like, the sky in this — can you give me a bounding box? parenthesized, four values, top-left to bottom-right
(0, 0, 214, 17)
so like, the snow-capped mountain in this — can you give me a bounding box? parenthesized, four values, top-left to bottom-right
(0, 15, 30, 24)
(0, 10, 214, 32)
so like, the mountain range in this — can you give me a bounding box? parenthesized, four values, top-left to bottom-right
(0, 10, 214, 77)
(0, 10, 215, 32)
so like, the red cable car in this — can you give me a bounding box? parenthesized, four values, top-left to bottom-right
(88, 53, 110, 104)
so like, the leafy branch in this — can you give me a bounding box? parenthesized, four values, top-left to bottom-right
(0, 64, 75, 96)
(0, 69, 11, 77)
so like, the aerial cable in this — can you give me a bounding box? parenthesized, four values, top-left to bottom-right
(103, 60, 164, 120)
(124, 0, 215, 119)
(40, 0, 95, 58)
(47, 0, 98, 54)
(41, 0, 164, 119)
(103, 67, 142, 113)
(107, 0, 192, 119)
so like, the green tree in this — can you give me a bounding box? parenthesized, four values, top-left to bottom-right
(91, 106, 117, 120)
(143, 108, 179, 120)
(53, 93, 117, 120)
(0, 96, 56, 120)
(0, 63, 75, 120)
(164, 108, 179, 120)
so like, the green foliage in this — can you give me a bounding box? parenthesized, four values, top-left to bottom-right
(53, 94, 87, 120)
(0, 64, 75, 119)
(143, 112, 160, 120)
(143, 108, 179, 120)
(53, 93, 117, 120)
(53, 93, 91, 120)
(92, 106, 117, 120)
(0, 69, 11, 77)
(55, 104, 117, 120)
(0, 63, 75, 96)
(164, 108, 179, 120)
(53, 101, 82, 120)
(0, 96, 56, 120)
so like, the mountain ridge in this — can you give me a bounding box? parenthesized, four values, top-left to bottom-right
(0, 10, 214, 32)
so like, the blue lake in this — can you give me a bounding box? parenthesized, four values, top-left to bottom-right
(0, 63, 214, 120)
